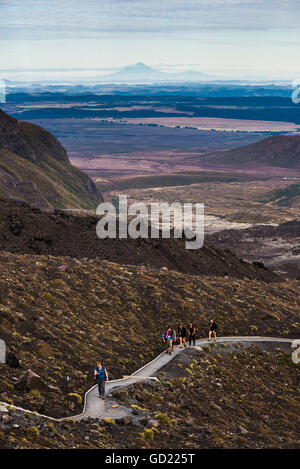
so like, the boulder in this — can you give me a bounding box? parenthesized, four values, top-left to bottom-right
(122, 415, 133, 425)
(237, 425, 248, 434)
(148, 419, 159, 428)
(115, 415, 133, 425)
(1, 414, 12, 423)
(48, 384, 61, 394)
(14, 369, 48, 393)
(253, 261, 267, 270)
(6, 351, 20, 368)
(185, 417, 196, 425)
(135, 392, 144, 402)
(0, 405, 9, 416)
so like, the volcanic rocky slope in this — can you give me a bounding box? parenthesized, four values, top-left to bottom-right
(0, 109, 103, 209)
(0, 198, 282, 281)
(203, 134, 300, 169)
(0, 344, 299, 448)
(207, 220, 300, 279)
(0, 250, 299, 418)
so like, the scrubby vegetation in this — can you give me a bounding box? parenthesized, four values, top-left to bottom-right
(110, 345, 300, 449)
(0, 109, 102, 209)
(95, 171, 257, 193)
(257, 182, 300, 207)
(1, 346, 298, 449)
(0, 411, 115, 449)
(0, 198, 282, 282)
(0, 251, 299, 418)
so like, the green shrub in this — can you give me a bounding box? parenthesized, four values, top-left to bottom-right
(141, 429, 154, 440)
(155, 413, 172, 426)
(30, 389, 42, 399)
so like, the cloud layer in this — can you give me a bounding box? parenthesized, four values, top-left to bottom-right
(1, 0, 299, 39)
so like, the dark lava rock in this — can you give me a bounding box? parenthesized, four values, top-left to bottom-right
(0, 198, 282, 282)
(14, 369, 48, 393)
(6, 351, 20, 368)
(115, 415, 133, 425)
(253, 261, 267, 270)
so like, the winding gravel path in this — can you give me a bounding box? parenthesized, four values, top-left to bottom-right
(74, 336, 293, 421)
(0, 336, 294, 422)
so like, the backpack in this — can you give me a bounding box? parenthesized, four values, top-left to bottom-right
(163, 330, 172, 341)
(95, 365, 106, 380)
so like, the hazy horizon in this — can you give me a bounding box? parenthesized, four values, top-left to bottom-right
(0, 62, 296, 84)
(0, 1, 300, 82)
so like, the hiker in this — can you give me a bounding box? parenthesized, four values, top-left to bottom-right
(188, 322, 196, 346)
(178, 324, 187, 348)
(162, 327, 174, 355)
(209, 320, 217, 342)
(94, 361, 109, 399)
(172, 328, 177, 350)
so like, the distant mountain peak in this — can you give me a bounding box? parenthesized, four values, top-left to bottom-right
(125, 62, 154, 68)
(111, 62, 163, 78)
(101, 63, 211, 83)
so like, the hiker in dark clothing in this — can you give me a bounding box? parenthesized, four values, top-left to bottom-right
(162, 327, 174, 355)
(188, 322, 196, 346)
(209, 320, 217, 342)
(178, 324, 187, 348)
(171, 328, 177, 350)
(94, 361, 109, 399)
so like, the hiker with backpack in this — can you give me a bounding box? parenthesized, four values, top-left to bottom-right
(178, 324, 187, 348)
(188, 322, 196, 346)
(94, 361, 109, 399)
(209, 319, 217, 342)
(162, 327, 174, 355)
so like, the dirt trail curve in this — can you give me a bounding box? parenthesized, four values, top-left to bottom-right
(0, 336, 295, 422)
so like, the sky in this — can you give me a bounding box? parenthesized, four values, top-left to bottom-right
(0, 0, 300, 80)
